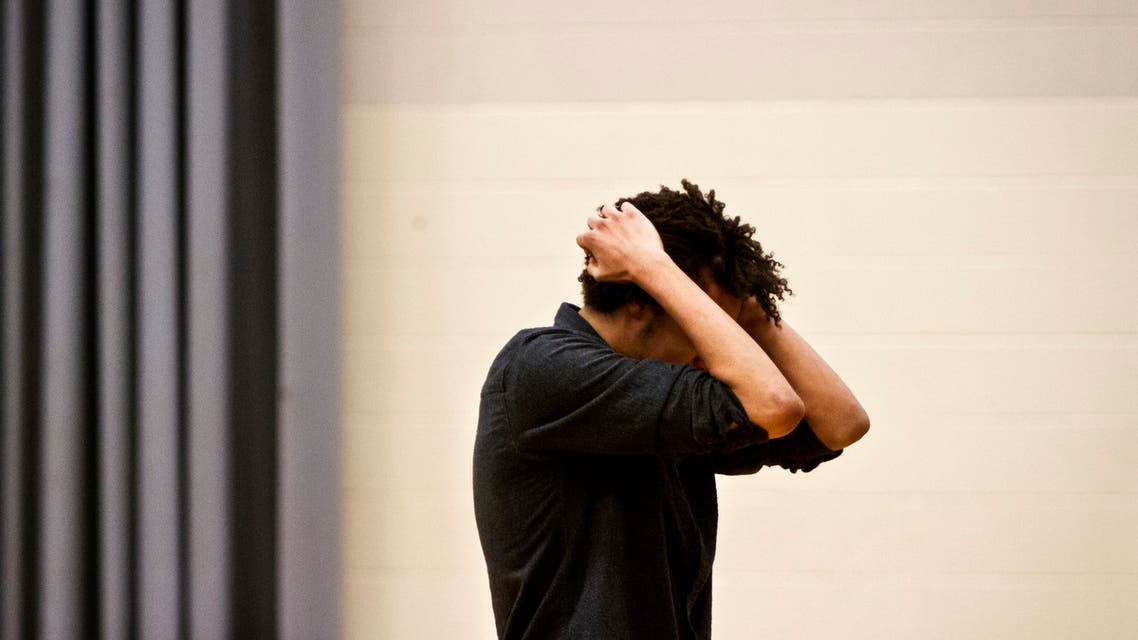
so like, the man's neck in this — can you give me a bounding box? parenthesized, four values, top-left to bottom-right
(577, 305, 643, 359)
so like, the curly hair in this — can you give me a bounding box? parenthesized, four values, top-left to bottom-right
(578, 179, 792, 324)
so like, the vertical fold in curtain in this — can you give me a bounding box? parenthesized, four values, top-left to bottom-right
(93, 0, 133, 637)
(0, 0, 340, 638)
(40, 1, 99, 638)
(227, 0, 281, 635)
(3, 2, 50, 638)
(276, 0, 342, 636)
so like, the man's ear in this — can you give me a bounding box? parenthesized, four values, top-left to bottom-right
(624, 300, 653, 321)
(624, 300, 663, 340)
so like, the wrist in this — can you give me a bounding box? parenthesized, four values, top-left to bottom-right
(629, 251, 678, 290)
(739, 302, 779, 343)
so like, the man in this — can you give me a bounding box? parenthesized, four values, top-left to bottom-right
(473, 180, 869, 639)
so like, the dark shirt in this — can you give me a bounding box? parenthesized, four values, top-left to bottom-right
(473, 303, 841, 639)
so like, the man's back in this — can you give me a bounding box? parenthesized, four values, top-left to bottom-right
(473, 304, 840, 639)
(474, 305, 725, 639)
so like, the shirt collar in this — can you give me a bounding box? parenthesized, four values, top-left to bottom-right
(553, 302, 605, 343)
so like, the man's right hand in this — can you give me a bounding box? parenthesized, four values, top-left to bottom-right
(576, 202, 669, 284)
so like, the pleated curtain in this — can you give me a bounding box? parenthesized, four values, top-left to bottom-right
(0, 1, 340, 638)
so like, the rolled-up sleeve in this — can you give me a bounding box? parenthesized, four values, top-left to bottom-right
(505, 331, 770, 457)
(712, 417, 843, 475)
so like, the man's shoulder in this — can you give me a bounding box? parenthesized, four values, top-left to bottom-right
(498, 324, 608, 365)
(481, 324, 608, 402)
(483, 304, 616, 393)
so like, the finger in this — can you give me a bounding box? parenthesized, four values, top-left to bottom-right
(576, 231, 594, 252)
(585, 215, 606, 230)
(598, 203, 619, 219)
(617, 201, 642, 215)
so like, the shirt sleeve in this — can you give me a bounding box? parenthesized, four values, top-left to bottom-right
(503, 330, 771, 456)
(712, 417, 843, 475)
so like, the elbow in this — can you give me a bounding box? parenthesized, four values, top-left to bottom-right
(824, 407, 871, 450)
(845, 405, 871, 444)
(755, 393, 805, 439)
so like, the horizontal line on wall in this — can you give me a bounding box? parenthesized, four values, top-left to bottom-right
(343, 253, 1138, 269)
(345, 175, 1138, 191)
(344, 174, 1138, 188)
(340, 408, 1138, 422)
(342, 16, 1138, 35)
(716, 569, 1138, 579)
(340, 333, 1138, 350)
(342, 0, 1138, 26)
(343, 96, 1138, 114)
(726, 489, 1138, 497)
(341, 329, 1138, 345)
(341, 249, 1138, 263)
(340, 568, 1138, 586)
(341, 485, 1138, 500)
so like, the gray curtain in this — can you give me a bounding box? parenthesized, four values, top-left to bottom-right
(1, 0, 340, 638)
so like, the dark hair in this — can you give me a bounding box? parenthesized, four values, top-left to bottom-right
(578, 179, 792, 323)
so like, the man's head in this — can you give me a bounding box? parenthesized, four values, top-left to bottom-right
(579, 179, 792, 322)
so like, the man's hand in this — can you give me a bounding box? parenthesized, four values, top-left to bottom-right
(576, 202, 668, 283)
(734, 295, 769, 328)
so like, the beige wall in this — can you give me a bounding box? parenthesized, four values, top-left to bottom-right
(340, 2, 1138, 638)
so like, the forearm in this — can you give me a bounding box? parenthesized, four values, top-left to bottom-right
(742, 312, 869, 449)
(635, 257, 804, 437)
